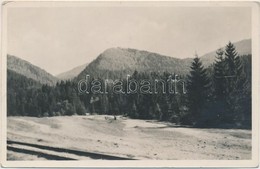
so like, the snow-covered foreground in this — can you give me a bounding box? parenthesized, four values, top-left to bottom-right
(7, 115, 251, 160)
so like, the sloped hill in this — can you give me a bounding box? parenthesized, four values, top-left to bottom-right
(7, 55, 58, 86)
(77, 47, 191, 80)
(200, 39, 251, 66)
(76, 39, 251, 80)
(56, 63, 88, 80)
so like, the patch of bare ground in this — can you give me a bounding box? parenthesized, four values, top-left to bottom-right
(7, 115, 251, 160)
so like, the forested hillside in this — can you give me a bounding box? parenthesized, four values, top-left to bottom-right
(76, 47, 191, 80)
(56, 63, 88, 80)
(7, 42, 252, 129)
(200, 39, 251, 67)
(7, 55, 58, 86)
(71, 39, 250, 80)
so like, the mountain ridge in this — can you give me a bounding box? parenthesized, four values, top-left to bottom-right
(7, 54, 58, 86)
(76, 47, 191, 80)
(56, 63, 89, 80)
(200, 39, 251, 66)
(7, 39, 251, 82)
(76, 39, 251, 80)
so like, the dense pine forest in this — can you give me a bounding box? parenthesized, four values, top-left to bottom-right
(7, 42, 252, 129)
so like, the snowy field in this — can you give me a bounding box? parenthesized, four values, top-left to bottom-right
(7, 115, 251, 160)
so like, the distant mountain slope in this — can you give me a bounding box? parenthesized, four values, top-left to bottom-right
(56, 63, 88, 80)
(7, 69, 41, 89)
(76, 47, 191, 80)
(7, 55, 58, 86)
(200, 39, 251, 66)
(7, 69, 42, 116)
(76, 39, 251, 80)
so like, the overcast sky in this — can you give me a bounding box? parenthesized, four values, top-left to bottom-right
(7, 4, 251, 75)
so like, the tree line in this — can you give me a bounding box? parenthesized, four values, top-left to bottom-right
(7, 42, 251, 128)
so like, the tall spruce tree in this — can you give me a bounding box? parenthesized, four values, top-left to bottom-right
(187, 55, 210, 123)
(224, 42, 247, 124)
(212, 48, 230, 123)
(213, 48, 226, 97)
(224, 42, 244, 91)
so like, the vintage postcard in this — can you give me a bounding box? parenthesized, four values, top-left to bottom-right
(1, 0, 259, 167)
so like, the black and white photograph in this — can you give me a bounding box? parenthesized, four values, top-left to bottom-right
(1, 1, 259, 167)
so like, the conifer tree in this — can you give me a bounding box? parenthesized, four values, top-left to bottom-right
(212, 48, 230, 123)
(187, 55, 210, 123)
(224, 42, 244, 91)
(224, 42, 246, 124)
(213, 48, 226, 97)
